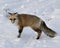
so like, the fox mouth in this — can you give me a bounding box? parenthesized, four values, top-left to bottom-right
(11, 20, 15, 24)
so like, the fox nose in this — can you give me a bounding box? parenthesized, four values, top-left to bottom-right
(11, 21, 15, 23)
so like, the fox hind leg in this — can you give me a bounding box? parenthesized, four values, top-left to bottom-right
(32, 28, 42, 39)
(36, 30, 42, 39)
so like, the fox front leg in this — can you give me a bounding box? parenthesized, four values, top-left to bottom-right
(18, 27, 23, 38)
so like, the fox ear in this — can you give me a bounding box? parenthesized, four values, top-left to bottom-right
(14, 12, 18, 16)
(8, 12, 12, 15)
(14, 12, 18, 14)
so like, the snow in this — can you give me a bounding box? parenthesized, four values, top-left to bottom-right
(0, 0, 60, 48)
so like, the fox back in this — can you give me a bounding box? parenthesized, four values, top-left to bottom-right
(8, 13, 43, 27)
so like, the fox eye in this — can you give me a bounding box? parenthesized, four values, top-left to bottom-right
(10, 19, 12, 20)
(14, 18, 16, 20)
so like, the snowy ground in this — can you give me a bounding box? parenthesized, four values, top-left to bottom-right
(0, 0, 60, 48)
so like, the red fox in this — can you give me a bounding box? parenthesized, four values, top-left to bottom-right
(7, 12, 57, 39)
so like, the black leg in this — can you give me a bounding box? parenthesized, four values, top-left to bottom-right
(36, 30, 42, 39)
(32, 28, 42, 39)
(18, 28, 23, 38)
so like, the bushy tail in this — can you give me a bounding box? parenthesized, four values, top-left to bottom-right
(40, 21, 57, 38)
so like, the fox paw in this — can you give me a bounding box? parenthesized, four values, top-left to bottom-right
(17, 35, 20, 38)
(36, 37, 40, 40)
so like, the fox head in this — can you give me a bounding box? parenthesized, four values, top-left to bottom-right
(8, 12, 18, 24)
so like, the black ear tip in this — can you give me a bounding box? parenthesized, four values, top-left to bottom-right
(8, 12, 18, 14)
(14, 12, 18, 14)
(8, 12, 12, 14)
